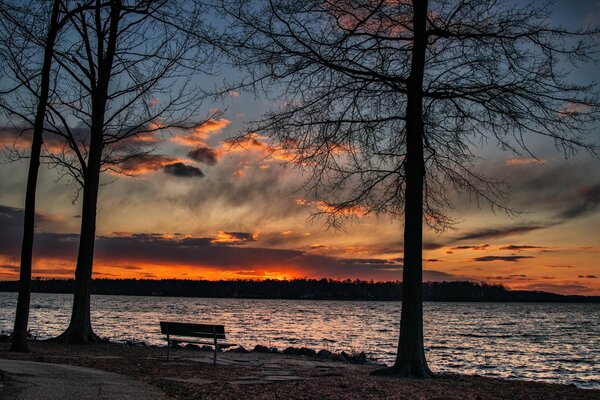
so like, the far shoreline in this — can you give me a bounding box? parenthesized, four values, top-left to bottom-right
(1, 278, 599, 303)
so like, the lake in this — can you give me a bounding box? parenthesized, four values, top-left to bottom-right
(0, 292, 598, 388)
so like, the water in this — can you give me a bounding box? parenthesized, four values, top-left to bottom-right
(0, 292, 598, 389)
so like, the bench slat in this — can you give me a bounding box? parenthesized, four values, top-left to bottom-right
(171, 339, 237, 347)
(160, 321, 226, 339)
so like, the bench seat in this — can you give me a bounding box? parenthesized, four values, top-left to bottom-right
(160, 321, 236, 365)
(170, 339, 237, 347)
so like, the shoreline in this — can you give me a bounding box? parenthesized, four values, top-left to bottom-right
(2, 279, 599, 303)
(0, 340, 599, 399)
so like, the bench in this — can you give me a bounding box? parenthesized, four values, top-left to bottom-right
(159, 321, 236, 365)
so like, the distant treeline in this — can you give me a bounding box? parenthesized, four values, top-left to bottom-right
(0, 279, 598, 302)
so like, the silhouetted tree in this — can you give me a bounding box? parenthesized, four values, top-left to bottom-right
(52, 0, 216, 344)
(2, 0, 214, 343)
(0, 0, 97, 352)
(221, 0, 599, 376)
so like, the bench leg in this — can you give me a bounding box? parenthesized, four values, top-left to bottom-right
(213, 336, 217, 366)
(167, 335, 171, 361)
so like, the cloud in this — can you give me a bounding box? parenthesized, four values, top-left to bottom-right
(0, 207, 457, 282)
(163, 162, 204, 178)
(498, 245, 546, 251)
(212, 231, 257, 244)
(314, 201, 368, 217)
(0, 205, 63, 233)
(578, 275, 597, 279)
(555, 184, 600, 220)
(171, 119, 231, 147)
(451, 244, 489, 250)
(518, 282, 592, 294)
(342, 258, 399, 266)
(488, 274, 529, 280)
(0, 126, 66, 154)
(117, 154, 179, 175)
(473, 255, 534, 262)
(187, 147, 220, 165)
(110, 265, 143, 270)
(505, 158, 542, 166)
(423, 242, 445, 250)
(457, 224, 547, 241)
(0, 264, 19, 272)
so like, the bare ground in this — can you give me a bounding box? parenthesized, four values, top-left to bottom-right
(0, 341, 598, 400)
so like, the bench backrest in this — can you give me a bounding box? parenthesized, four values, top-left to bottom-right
(160, 321, 226, 339)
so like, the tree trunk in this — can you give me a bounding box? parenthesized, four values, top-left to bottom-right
(10, 0, 61, 353)
(56, 145, 103, 343)
(55, 0, 122, 344)
(373, 0, 431, 377)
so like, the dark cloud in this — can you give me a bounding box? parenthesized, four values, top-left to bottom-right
(118, 154, 178, 175)
(519, 282, 592, 293)
(31, 268, 75, 275)
(451, 244, 489, 250)
(474, 255, 534, 262)
(187, 147, 219, 165)
(0, 206, 456, 282)
(499, 245, 546, 251)
(111, 265, 143, 270)
(457, 225, 547, 241)
(93, 272, 120, 277)
(0, 264, 19, 272)
(488, 274, 529, 280)
(423, 241, 445, 250)
(490, 160, 597, 213)
(392, 257, 439, 263)
(163, 163, 204, 178)
(578, 275, 597, 279)
(555, 184, 600, 220)
(343, 258, 399, 266)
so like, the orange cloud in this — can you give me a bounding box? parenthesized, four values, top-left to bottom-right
(213, 231, 258, 244)
(114, 154, 184, 176)
(171, 118, 231, 147)
(0, 129, 67, 155)
(505, 158, 543, 166)
(314, 201, 369, 217)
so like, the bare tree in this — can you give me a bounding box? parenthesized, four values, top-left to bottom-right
(0, 0, 98, 352)
(221, 0, 600, 376)
(3, 0, 62, 353)
(2, 0, 215, 343)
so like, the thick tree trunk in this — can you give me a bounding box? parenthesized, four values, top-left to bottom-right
(55, 0, 122, 344)
(55, 147, 103, 343)
(373, 0, 431, 377)
(10, 0, 61, 353)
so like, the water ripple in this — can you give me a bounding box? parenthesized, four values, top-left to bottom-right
(0, 293, 598, 389)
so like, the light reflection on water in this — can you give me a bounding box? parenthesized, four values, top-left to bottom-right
(0, 293, 598, 388)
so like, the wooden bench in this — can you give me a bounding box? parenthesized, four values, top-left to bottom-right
(159, 321, 236, 365)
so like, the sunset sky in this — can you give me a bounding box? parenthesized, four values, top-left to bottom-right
(0, 0, 599, 295)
